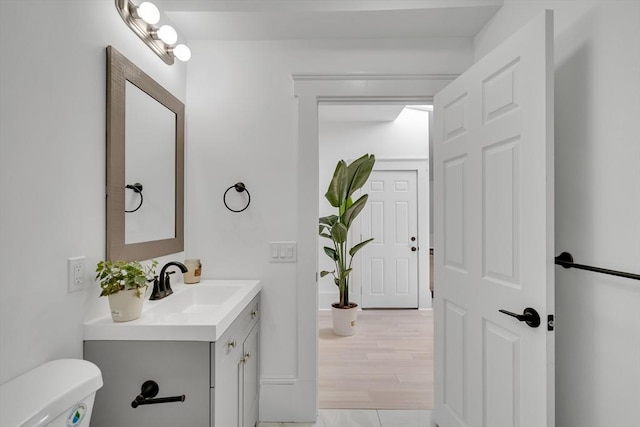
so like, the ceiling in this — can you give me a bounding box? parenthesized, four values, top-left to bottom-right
(318, 105, 432, 122)
(319, 105, 406, 122)
(158, 0, 503, 40)
(155, 1, 501, 122)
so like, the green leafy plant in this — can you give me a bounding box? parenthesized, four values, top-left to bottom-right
(95, 260, 158, 298)
(319, 154, 376, 308)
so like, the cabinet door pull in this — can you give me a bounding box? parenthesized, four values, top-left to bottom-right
(251, 310, 258, 319)
(228, 340, 237, 349)
(241, 352, 252, 363)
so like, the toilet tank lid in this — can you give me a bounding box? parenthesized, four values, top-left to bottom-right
(0, 359, 103, 427)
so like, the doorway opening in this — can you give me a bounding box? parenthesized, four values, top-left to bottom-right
(317, 103, 434, 411)
(290, 72, 454, 422)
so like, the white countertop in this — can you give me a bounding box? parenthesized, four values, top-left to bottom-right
(84, 280, 261, 342)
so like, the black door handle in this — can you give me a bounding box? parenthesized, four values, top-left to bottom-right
(411, 247, 417, 252)
(498, 307, 541, 328)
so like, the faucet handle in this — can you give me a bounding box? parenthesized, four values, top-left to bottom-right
(149, 276, 165, 300)
(164, 271, 175, 296)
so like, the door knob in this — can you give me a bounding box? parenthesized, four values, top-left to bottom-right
(411, 236, 416, 241)
(498, 307, 541, 328)
(411, 247, 417, 252)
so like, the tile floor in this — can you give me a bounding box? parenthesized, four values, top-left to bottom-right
(259, 409, 436, 427)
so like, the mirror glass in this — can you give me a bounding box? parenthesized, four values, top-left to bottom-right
(106, 46, 184, 261)
(125, 81, 176, 244)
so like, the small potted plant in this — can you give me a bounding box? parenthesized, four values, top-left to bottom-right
(96, 260, 157, 322)
(319, 154, 375, 336)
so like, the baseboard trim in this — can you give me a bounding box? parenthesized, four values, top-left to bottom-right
(260, 378, 317, 423)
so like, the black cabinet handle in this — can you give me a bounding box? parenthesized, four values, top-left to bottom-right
(498, 307, 541, 328)
(411, 247, 417, 252)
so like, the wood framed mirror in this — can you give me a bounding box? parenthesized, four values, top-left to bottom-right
(106, 46, 184, 261)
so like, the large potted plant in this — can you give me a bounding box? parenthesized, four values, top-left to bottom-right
(319, 154, 375, 336)
(96, 260, 157, 322)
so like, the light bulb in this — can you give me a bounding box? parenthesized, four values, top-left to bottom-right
(136, 2, 160, 25)
(173, 44, 191, 61)
(157, 25, 178, 45)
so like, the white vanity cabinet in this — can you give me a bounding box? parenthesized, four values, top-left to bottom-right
(211, 294, 260, 427)
(84, 292, 260, 427)
(242, 325, 260, 427)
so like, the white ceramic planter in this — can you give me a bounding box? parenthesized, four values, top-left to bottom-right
(108, 289, 145, 322)
(331, 303, 358, 336)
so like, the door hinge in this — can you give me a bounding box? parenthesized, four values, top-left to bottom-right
(547, 314, 555, 331)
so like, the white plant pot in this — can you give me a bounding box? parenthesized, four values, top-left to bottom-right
(107, 288, 145, 322)
(331, 303, 358, 336)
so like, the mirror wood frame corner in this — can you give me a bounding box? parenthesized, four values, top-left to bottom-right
(106, 45, 184, 261)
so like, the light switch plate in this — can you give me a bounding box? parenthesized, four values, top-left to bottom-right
(269, 242, 297, 263)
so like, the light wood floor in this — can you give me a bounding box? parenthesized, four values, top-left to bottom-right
(319, 309, 434, 410)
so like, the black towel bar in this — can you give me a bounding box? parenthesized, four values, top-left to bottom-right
(555, 252, 640, 281)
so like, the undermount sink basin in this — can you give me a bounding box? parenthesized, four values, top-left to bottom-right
(148, 284, 246, 315)
(84, 280, 261, 342)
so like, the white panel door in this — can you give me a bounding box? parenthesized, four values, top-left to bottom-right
(433, 11, 554, 427)
(360, 170, 419, 308)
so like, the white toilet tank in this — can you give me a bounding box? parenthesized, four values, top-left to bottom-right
(0, 359, 103, 427)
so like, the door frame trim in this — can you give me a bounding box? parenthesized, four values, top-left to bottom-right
(260, 74, 455, 422)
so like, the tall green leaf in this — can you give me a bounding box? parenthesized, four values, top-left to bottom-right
(319, 223, 333, 239)
(331, 222, 348, 243)
(323, 247, 338, 261)
(343, 194, 368, 227)
(346, 154, 375, 198)
(344, 154, 369, 197)
(319, 215, 338, 226)
(324, 160, 347, 207)
(349, 237, 375, 257)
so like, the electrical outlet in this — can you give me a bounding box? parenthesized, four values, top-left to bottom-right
(68, 256, 86, 293)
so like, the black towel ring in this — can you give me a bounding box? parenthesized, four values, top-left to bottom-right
(223, 182, 251, 213)
(125, 183, 144, 213)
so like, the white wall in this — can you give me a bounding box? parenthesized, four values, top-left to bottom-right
(185, 38, 472, 420)
(318, 108, 429, 309)
(476, 2, 640, 426)
(4, 2, 635, 424)
(0, 1, 187, 384)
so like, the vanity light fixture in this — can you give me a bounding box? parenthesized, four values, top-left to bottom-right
(155, 25, 178, 45)
(171, 44, 192, 62)
(115, 0, 191, 65)
(133, 2, 160, 25)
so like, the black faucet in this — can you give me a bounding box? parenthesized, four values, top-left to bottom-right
(150, 261, 188, 300)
